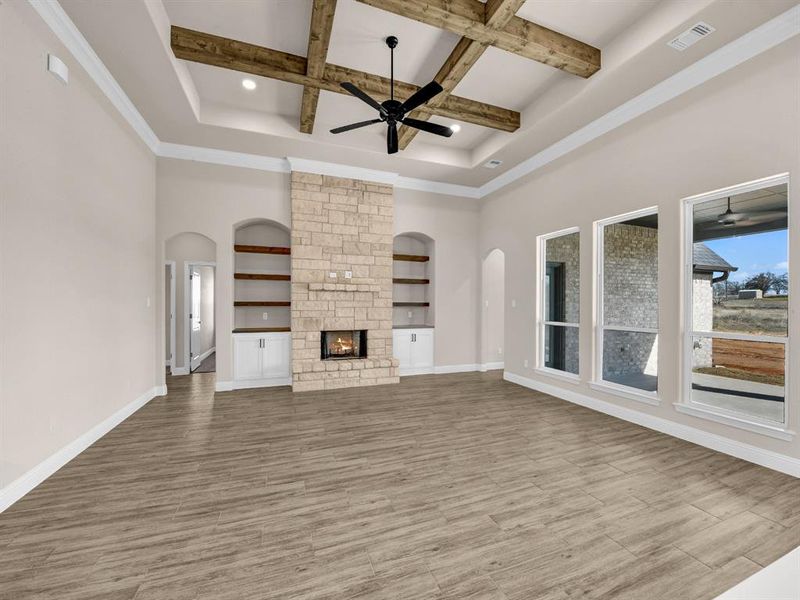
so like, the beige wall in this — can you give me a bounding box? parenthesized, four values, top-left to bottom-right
(164, 233, 216, 370)
(394, 189, 481, 368)
(158, 161, 483, 381)
(156, 159, 290, 386)
(479, 38, 800, 458)
(0, 2, 157, 488)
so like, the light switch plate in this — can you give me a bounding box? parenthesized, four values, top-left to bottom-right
(47, 53, 69, 84)
(345, 271, 352, 279)
(329, 272, 337, 279)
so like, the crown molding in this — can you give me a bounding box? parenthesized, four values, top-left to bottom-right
(478, 3, 800, 197)
(28, 0, 159, 153)
(286, 157, 399, 186)
(30, 1, 800, 201)
(158, 142, 290, 173)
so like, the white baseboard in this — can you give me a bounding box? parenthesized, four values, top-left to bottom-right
(434, 363, 479, 374)
(479, 361, 504, 372)
(190, 346, 215, 371)
(715, 545, 800, 599)
(155, 384, 167, 396)
(215, 380, 234, 392)
(400, 366, 435, 376)
(232, 377, 292, 390)
(504, 371, 800, 478)
(0, 385, 162, 513)
(171, 367, 189, 376)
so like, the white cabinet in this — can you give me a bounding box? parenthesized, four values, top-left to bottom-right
(393, 328, 434, 375)
(233, 332, 291, 388)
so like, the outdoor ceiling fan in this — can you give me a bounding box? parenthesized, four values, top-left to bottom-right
(330, 36, 453, 154)
(712, 197, 787, 228)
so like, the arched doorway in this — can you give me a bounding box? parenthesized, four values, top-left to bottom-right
(481, 248, 505, 371)
(165, 232, 217, 375)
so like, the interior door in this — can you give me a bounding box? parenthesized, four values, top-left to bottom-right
(190, 267, 203, 371)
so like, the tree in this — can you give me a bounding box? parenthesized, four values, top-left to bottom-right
(771, 273, 789, 295)
(743, 272, 781, 295)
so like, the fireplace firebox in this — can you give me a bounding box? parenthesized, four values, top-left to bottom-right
(321, 330, 367, 360)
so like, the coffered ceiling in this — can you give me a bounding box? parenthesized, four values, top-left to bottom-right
(59, 0, 796, 187)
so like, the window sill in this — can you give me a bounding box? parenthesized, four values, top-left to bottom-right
(674, 403, 795, 441)
(589, 381, 660, 406)
(534, 367, 581, 385)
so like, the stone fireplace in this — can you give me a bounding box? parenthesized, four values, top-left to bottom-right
(321, 330, 367, 360)
(290, 171, 400, 391)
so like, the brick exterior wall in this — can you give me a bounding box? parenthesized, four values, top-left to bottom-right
(602, 223, 658, 379)
(290, 172, 399, 391)
(545, 232, 580, 373)
(692, 272, 714, 368)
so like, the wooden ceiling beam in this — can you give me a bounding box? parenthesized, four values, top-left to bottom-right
(300, 0, 337, 134)
(398, 0, 524, 150)
(171, 26, 520, 132)
(355, 0, 601, 78)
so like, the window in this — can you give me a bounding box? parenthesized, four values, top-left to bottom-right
(595, 208, 659, 400)
(683, 175, 789, 430)
(538, 229, 580, 377)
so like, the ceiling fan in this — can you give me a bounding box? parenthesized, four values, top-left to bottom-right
(711, 197, 787, 228)
(330, 36, 453, 154)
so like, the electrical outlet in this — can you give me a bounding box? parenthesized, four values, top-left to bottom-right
(511, 299, 517, 308)
(262, 312, 269, 320)
(498, 347, 503, 355)
(407, 311, 413, 319)
(345, 271, 352, 279)
(524, 359, 529, 368)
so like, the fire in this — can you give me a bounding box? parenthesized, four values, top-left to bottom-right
(332, 336, 353, 354)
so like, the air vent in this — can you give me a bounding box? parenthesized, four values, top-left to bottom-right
(483, 159, 503, 169)
(667, 22, 715, 51)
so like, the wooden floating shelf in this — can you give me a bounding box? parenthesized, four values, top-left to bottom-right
(234, 273, 290, 281)
(232, 327, 291, 333)
(393, 278, 430, 285)
(234, 301, 291, 307)
(234, 244, 290, 255)
(393, 253, 429, 262)
(393, 302, 430, 307)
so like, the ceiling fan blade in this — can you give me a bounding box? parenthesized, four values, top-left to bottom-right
(341, 82, 386, 115)
(330, 119, 383, 134)
(402, 118, 453, 137)
(739, 210, 788, 220)
(399, 81, 443, 114)
(387, 122, 398, 154)
(736, 212, 788, 225)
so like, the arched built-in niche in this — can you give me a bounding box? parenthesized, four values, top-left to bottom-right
(233, 219, 291, 333)
(165, 232, 217, 374)
(481, 248, 505, 371)
(393, 232, 435, 328)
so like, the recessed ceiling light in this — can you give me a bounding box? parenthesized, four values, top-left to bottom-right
(449, 124, 461, 133)
(241, 78, 257, 91)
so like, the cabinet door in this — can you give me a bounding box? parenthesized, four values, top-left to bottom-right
(234, 336, 263, 380)
(411, 330, 434, 369)
(262, 334, 291, 379)
(393, 330, 413, 369)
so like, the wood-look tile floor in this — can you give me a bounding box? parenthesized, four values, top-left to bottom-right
(2, 371, 799, 599)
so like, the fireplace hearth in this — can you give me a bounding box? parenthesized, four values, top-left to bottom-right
(321, 330, 367, 360)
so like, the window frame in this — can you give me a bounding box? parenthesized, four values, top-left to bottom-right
(593, 206, 661, 405)
(679, 173, 793, 439)
(536, 227, 581, 382)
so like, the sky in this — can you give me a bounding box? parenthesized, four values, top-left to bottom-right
(705, 229, 788, 284)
